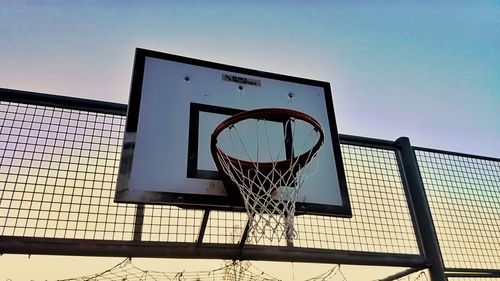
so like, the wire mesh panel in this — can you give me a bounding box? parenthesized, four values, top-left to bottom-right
(203, 210, 248, 244)
(292, 145, 420, 254)
(0, 94, 424, 262)
(197, 144, 421, 254)
(2, 89, 500, 279)
(0, 101, 136, 240)
(0, 94, 424, 268)
(141, 205, 203, 243)
(415, 149, 500, 271)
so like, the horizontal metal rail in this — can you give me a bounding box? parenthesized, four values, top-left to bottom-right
(0, 87, 127, 115)
(445, 268, 500, 278)
(445, 273, 500, 278)
(414, 146, 499, 162)
(339, 134, 397, 150)
(0, 236, 427, 267)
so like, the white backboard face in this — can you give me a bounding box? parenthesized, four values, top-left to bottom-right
(116, 48, 351, 217)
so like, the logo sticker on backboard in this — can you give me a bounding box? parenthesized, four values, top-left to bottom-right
(222, 74, 261, 87)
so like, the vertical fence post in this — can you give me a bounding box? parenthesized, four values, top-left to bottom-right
(396, 137, 447, 281)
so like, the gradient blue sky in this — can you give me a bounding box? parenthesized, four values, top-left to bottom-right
(0, 1, 499, 279)
(1, 1, 498, 156)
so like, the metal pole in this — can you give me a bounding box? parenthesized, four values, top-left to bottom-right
(133, 204, 145, 242)
(196, 210, 210, 247)
(379, 267, 424, 281)
(396, 137, 447, 281)
(0, 236, 427, 267)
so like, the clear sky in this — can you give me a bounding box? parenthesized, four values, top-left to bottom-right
(1, 1, 498, 157)
(0, 1, 499, 279)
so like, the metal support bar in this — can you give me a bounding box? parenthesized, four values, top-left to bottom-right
(339, 134, 396, 150)
(396, 137, 447, 281)
(0, 237, 427, 267)
(133, 204, 145, 242)
(395, 151, 426, 259)
(239, 220, 251, 248)
(445, 268, 500, 278)
(196, 210, 210, 247)
(379, 267, 424, 281)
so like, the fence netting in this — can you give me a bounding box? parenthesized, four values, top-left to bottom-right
(0, 101, 136, 240)
(1, 95, 499, 279)
(415, 149, 499, 271)
(0, 99, 420, 256)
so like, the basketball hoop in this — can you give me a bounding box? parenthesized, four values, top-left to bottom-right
(211, 108, 324, 243)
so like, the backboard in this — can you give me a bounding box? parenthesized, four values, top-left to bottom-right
(115, 48, 351, 217)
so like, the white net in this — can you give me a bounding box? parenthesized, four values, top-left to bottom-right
(59, 258, 347, 281)
(214, 117, 323, 244)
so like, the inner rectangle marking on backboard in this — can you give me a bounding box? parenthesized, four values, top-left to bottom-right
(187, 102, 289, 181)
(187, 103, 244, 180)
